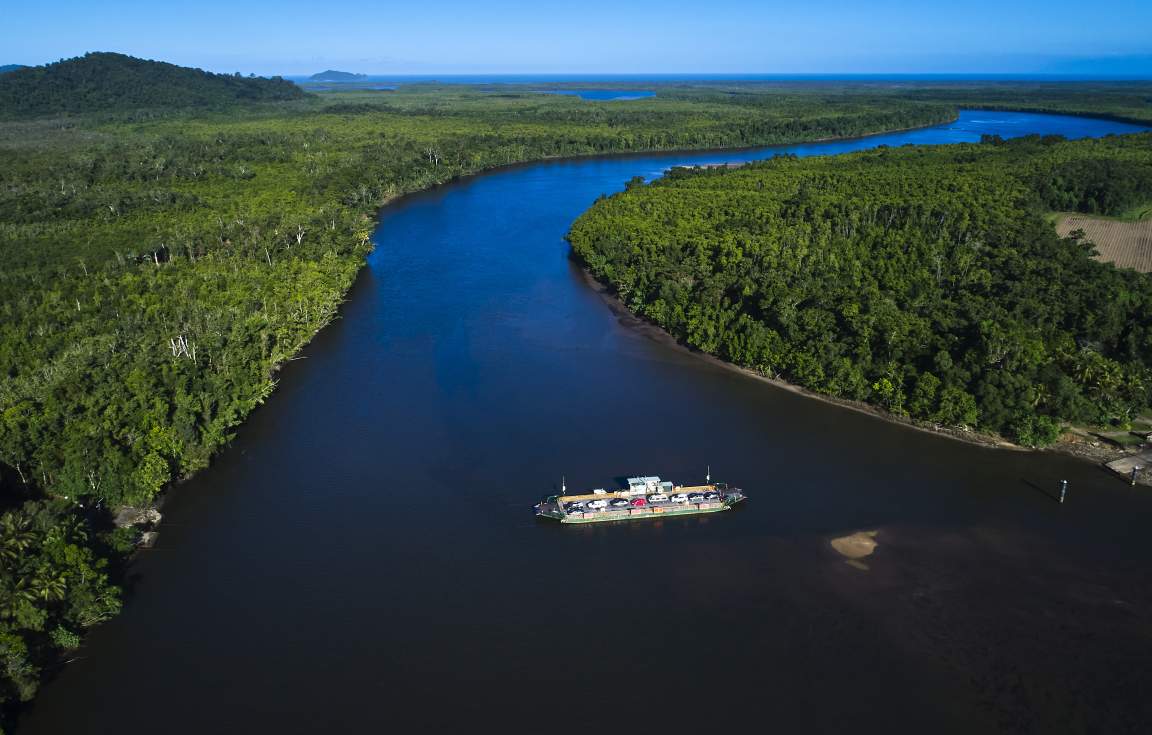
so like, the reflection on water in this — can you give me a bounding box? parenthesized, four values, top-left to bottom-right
(535, 89, 657, 100)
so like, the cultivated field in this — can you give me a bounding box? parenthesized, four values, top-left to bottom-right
(1056, 215, 1152, 272)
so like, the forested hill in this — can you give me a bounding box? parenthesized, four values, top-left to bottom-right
(569, 133, 1152, 446)
(0, 65, 26, 75)
(0, 53, 305, 117)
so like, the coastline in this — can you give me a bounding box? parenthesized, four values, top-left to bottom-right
(575, 266, 1145, 477)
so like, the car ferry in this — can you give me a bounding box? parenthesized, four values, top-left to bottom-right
(535, 473, 746, 524)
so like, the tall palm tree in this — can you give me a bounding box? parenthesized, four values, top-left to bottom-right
(0, 511, 35, 564)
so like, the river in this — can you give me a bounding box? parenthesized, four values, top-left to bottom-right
(20, 111, 1152, 734)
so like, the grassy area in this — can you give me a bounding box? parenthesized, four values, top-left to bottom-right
(1119, 201, 1152, 220)
(1093, 431, 1146, 449)
(1048, 202, 1152, 223)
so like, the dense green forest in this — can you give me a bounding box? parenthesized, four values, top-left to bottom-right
(0, 53, 304, 116)
(1, 52, 1151, 727)
(637, 80, 1152, 127)
(569, 134, 1152, 446)
(897, 81, 1152, 126)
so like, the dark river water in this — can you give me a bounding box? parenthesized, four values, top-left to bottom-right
(21, 111, 1152, 734)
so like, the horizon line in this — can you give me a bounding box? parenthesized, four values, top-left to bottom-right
(290, 72, 1152, 77)
(8, 54, 1151, 81)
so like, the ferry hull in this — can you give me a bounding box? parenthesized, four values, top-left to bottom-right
(554, 503, 733, 523)
(536, 493, 745, 524)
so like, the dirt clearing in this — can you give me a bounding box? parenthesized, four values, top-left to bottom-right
(1056, 215, 1152, 273)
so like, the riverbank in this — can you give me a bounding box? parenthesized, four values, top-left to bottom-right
(578, 264, 1151, 486)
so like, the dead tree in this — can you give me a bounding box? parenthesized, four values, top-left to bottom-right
(169, 335, 197, 364)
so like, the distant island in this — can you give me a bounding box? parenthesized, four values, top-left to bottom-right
(309, 69, 367, 81)
(0, 64, 27, 74)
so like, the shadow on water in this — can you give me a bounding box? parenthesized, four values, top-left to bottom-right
(1021, 478, 1062, 503)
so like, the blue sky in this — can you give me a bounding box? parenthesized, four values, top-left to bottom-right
(4, 0, 1151, 76)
